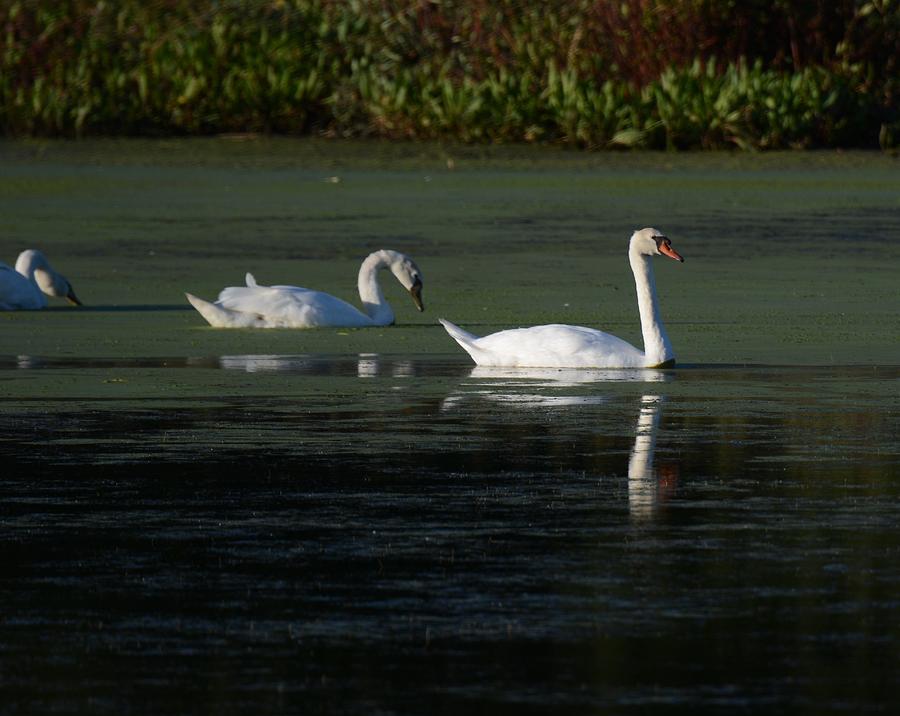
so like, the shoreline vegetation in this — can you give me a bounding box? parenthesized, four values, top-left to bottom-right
(2, 1, 898, 149)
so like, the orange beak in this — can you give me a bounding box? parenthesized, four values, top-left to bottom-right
(659, 243, 684, 262)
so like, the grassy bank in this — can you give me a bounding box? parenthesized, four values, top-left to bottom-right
(2, 1, 898, 148)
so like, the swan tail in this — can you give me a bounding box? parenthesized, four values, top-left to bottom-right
(439, 318, 479, 343)
(186, 292, 262, 328)
(439, 319, 486, 363)
(245, 272, 258, 287)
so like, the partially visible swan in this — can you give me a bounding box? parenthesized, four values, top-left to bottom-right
(440, 228, 684, 368)
(0, 250, 82, 310)
(186, 249, 424, 328)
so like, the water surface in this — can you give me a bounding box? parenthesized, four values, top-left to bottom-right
(3, 354, 899, 713)
(1, 141, 899, 713)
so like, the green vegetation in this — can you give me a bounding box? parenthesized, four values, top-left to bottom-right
(1, 1, 898, 147)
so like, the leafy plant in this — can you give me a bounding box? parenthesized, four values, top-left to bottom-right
(0, 1, 895, 148)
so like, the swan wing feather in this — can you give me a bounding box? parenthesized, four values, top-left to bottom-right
(216, 285, 373, 328)
(0, 263, 45, 310)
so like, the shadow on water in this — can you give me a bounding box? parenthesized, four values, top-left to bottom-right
(2, 353, 899, 714)
(41, 304, 192, 312)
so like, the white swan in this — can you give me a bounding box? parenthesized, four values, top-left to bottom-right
(440, 228, 684, 368)
(0, 250, 82, 310)
(186, 249, 424, 328)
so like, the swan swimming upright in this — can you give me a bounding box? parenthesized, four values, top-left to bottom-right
(0, 250, 82, 310)
(186, 249, 424, 328)
(440, 228, 684, 368)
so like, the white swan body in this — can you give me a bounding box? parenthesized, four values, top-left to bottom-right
(0, 250, 82, 310)
(186, 249, 424, 328)
(440, 228, 684, 369)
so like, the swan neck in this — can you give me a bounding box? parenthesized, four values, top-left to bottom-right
(629, 249, 674, 367)
(357, 252, 395, 326)
(13, 251, 52, 306)
(15, 250, 48, 280)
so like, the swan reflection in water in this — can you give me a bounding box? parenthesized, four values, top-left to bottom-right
(442, 365, 668, 409)
(357, 354, 414, 378)
(627, 395, 678, 521)
(218, 354, 318, 373)
(216, 354, 415, 379)
(444, 366, 677, 520)
(5, 353, 420, 377)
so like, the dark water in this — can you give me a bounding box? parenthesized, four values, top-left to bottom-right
(2, 355, 899, 714)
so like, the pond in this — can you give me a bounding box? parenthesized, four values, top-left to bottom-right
(1, 140, 899, 713)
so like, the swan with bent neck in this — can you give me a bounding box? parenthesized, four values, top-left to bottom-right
(186, 249, 424, 328)
(0, 249, 82, 310)
(440, 228, 684, 368)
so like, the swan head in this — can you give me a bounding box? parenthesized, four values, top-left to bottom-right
(384, 251, 425, 312)
(16, 249, 83, 305)
(34, 270, 82, 305)
(630, 228, 684, 262)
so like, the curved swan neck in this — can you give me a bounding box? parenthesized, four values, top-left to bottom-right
(15, 250, 49, 280)
(357, 251, 395, 326)
(14, 250, 52, 306)
(629, 247, 674, 367)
